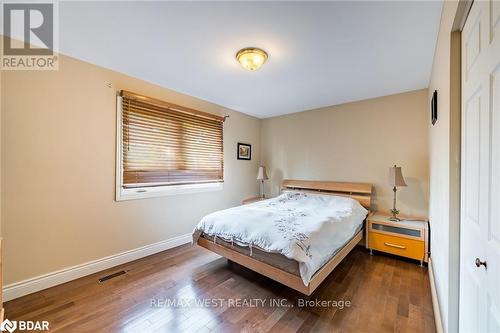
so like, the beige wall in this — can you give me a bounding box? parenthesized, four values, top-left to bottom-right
(427, 1, 461, 332)
(0, 54, 3, 237)
(1, 54, 261, 285)
(261, 89, 429, 218)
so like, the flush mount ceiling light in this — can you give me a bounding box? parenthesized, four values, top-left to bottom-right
(236, 47, 268, 71)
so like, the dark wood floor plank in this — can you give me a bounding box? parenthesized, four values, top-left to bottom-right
(4, 245, 435, 333)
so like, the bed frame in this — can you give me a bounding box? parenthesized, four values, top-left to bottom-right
(197, 179, 373, 295)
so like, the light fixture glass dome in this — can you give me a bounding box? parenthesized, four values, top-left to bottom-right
(236, 48, 268, 71)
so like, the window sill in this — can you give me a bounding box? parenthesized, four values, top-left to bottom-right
(116, 182, 223, 201)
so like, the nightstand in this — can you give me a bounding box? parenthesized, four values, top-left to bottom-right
(241, 196, 266, 205)
(366, 212, 429, 265)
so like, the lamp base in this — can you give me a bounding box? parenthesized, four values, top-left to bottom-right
(389, 207, 400, 222)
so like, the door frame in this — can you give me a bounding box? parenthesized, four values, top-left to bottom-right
(442, 1, 473, 333)
(452, 1, 476, 333)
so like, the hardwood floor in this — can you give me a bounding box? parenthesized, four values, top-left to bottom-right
(4, 245, 435, 333)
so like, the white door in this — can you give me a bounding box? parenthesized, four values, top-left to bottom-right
(460, 0, 500, 332)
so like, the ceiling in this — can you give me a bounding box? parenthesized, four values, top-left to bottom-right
(57, 1, 442, 118)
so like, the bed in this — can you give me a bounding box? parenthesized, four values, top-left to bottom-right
(193, 179, 373, 295)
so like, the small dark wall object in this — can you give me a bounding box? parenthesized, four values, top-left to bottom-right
(237, 143, 251, 160)
(98, 270, 127, 283)
(431, 90, 438, 125)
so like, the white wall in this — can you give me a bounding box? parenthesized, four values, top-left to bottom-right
(428, 1, 461, 332)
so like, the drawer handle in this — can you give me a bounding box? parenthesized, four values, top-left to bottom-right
(384, 242, 406, 249)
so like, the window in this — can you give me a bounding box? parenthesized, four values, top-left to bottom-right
(116, 91, 224, 200)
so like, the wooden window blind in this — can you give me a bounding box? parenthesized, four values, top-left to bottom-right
(120, 91, 224, 188)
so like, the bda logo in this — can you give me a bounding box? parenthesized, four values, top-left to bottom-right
(0, 319, 49, 332)
(0, 319, 17, 333)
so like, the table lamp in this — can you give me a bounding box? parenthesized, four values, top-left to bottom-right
(257, 166, 269, 198)
(388, 165, 407, 221)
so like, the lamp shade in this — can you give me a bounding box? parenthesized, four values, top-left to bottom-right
(388, 165, 407, 187)
(257, 166, 269, 180)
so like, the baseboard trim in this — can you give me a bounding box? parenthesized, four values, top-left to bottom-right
(428, 257, 444, 333)
(3, 233, 192, 302)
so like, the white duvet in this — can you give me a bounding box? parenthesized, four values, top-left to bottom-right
(192, 191, 368, 286)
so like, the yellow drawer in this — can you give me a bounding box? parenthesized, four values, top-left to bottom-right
(369, 232, 424, 261)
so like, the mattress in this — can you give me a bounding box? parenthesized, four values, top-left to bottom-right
(193, 191, 368, 285)
(200, 227, 365, 278)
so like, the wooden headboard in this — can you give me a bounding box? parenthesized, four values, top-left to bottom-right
(281, 179, 373, 209)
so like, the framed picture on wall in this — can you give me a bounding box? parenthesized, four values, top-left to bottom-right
(237, 143, 251, 160)
(431, 90, 438, 125)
